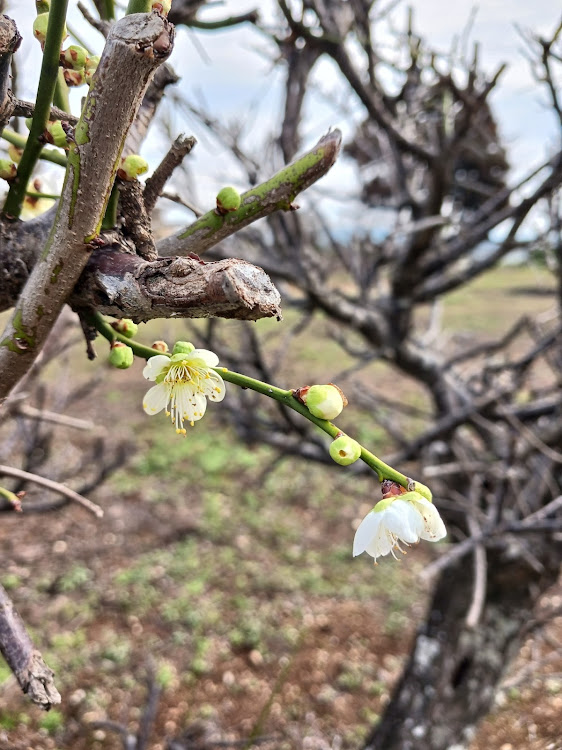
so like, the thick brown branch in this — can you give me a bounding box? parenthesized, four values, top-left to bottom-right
(73, 248, 282, 322)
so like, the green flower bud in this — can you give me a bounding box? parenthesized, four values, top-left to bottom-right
(151, 340, 169, 353)
(329, 435, 362, 466)
(85, 55, 100, 71)
(63, 45, 88, 70)
(152, 0, 172, 13)
(46, 120, 68, 149)
(36, 0, 50, 12)
(0, 159, 17, 181)
(8, 144, 23, 164)
(25, 118, 33, 131)
(216, 186, 241, 215)
(33, 13, 50, 43)
(109, 341, 134, 369)
(111, 318, 138, 338)
(302, 384, 346, 420)
(172, 341, 195, 355)
(63, 68, 86, 87)
(117, 154, 149, 181)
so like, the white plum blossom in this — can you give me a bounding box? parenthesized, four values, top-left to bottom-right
(142, 349, 225, 434)
(353, 492, 446, 562)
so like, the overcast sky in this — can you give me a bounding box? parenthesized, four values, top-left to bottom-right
(5, 1, 561, 215)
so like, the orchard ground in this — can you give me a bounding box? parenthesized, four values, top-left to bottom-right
(0, 266, 561, 750)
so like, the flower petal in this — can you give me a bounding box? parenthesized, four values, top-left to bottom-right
(383, 500, 421, 544)
(365, 524, 394, 559)
(143, 382, 170, 415)
(206, 373, 226, 402)
(411, 498, 447, 541)
(143, 355, 170, 381)
(190, 348, 220, 368)
(353, 510, 381, 557)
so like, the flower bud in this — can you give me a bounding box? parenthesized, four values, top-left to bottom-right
(63, 45, 88, 70)
(8, 144, 23, 164)
(36, 0, 50, 11)
(109, 341, 134, 369)
(216, 186, 241, 215)
(0, 159, 17, 181)
(117, 154, 149, 181)
(152, 0, 172, 13)
(63, 68, 86, 87)
(299, 384, 347, 420)
(25, 118, 33, 131)
(172, 341, 195, 355)
(85, 55, 100, 71)
(151, 340, 169, 353)
(329, 435, 361, 465)
(33, 13, 50, 43)
(111, 318, 138, 338)
(45, 120, 68, 149)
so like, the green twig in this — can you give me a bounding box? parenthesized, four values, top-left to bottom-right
(126, 0, 151, 13)
(100, 0, 116, 20)
(53, 68, 70, 114)
(2, 129, 68, 167)
(90, 312, 432, 498)
(2, 0, 69, 219)
(101, 183, 119, 229)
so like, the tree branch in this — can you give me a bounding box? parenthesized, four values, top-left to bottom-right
(0, 15, 21, 132)
(157, 128, 342, 257)
(0, 13, 174, 404)
(0, 583, 61, 709)
(72, 249, 282, 322)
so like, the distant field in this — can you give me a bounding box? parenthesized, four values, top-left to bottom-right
(0, 264, 560, 750)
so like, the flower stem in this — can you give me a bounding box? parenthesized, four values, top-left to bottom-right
(126, 0, 151, 13)
(2, 0, 69, 219)
(90, 312, 432, 498)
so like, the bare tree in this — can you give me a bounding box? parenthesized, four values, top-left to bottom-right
(177, 3, 562, 748)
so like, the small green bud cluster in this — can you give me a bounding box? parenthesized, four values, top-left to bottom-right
(172, 341, 195, 355)
(8, 144, 22, 164)
(33, 13, 67, 46)
(60, 47, 99, 87)
(0, 159, 17, 181)
(216, 186, 241, 215)
(117, 154, 149, 181)
(111, 318, 138, 338)
(329, 435, 362, 466)
(45, 120, 69, 149)
(26, 117, 69, 149)
(297, 383, 347, 421)
(109, 341, 134, 369)
(63, 45, 87, 70)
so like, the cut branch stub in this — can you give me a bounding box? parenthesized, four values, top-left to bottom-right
(73, 249, 282, 321)
(0, 584, 61, 709)
(0, 12, 174, 404)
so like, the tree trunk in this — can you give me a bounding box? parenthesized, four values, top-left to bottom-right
(364, 541, 561, 750)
